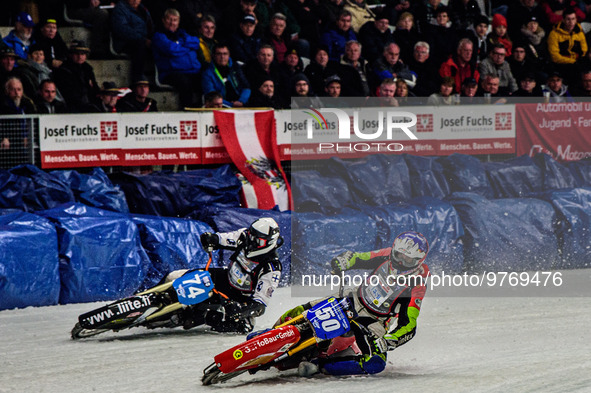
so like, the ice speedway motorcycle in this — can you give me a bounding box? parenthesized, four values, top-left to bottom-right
(202, 294, 358, 385)
(71, 253, 234, 339)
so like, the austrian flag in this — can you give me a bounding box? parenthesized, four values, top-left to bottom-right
(213, 110, 292, 211)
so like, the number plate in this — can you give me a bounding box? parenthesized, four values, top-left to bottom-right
(306, 298, 351, 340)
(172, 271, 213, 305)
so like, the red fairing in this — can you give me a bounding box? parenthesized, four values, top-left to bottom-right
(214, 325, 301, 374)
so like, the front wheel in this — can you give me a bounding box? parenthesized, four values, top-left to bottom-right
(71, 322, 110, 340)
(202, 363, 246, 385)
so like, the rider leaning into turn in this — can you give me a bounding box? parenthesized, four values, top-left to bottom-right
(167, 217, 283, 333)
(281, 231, 430, 377)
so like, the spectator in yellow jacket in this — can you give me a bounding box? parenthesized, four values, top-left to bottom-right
(547, 6, 587, 85)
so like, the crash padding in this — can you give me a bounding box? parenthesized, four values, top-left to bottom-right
(534, 188, 591, 269)
(437, 154, 494, 198)
(0, 212, 59, 310)
(108, 165, 241, 217)
(108, 171, 189, 217)
(446, 192, 560, 272)
(291, 208, 379, 279)
(170, 165, 242, 209)
(131, 214, 220, 290)
(290, 170, 352, 213)
(353, 196, 464, 274)
(50, 167, 129, 213)
(324, 155, 412, 205)
(532, 153, 581, 190)
(0, 164, 75, 211)
(38, 203, 151, 304)
(403, 154, 451, 199)
(566, 159, 591, 186)
(483, 155, 543, 198)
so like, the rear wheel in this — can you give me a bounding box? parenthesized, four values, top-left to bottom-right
(71, 322, 110, 340)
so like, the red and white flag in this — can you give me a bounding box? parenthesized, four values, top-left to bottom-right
(214, 110, 292, 211)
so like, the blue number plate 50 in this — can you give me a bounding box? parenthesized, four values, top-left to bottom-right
(306, 298, 351, 340)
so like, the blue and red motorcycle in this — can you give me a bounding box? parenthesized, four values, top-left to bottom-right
(202, 295, 358, 385)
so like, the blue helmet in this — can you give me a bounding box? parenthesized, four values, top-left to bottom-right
(390, 231, 429, 274)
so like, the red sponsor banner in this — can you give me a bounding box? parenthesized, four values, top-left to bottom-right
(437, 138, 515, 155)
(516, 103, 591, 161)
(41, 149, 122, 168)
(201, 146, 231, 164)
(122, 147, 201, 166)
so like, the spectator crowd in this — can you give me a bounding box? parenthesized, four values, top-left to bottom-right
(2, 0, 591, 115)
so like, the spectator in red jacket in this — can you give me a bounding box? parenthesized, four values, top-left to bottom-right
(439, 38, 480, 93)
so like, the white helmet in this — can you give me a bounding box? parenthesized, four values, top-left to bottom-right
(245, 217, 281, 257)
(390, 231, 429, 275)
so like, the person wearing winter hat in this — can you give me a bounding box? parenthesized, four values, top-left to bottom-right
(3, 12, 35, 60)
(488, 13, 512, 57)
(290, 73, 322, 108)
(541, 70, 574, 103)
(89, 81, 120, 113)
(463, 14, 490, 65)
(32, 18, 67, 69)
(304, 45, 339, 97)
(248, 77, 283, 108)
(358, 8, 394, 63)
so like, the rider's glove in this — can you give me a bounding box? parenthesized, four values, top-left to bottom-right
(200, 232, 219, 250)
(330, 251, 354, 274)
(384, 333, 398, 350)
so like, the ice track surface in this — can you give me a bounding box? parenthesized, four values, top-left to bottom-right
(1, 286, 591, 393)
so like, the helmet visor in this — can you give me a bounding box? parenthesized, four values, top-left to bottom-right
(248, 232, 268, 250)
(393, 250, 421, 268)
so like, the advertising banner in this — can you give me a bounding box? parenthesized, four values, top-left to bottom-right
(199, 111, 231, 164)
(39, 114, 122, 168)
(39, 105, 517, 168)
(120, 113, 200, 166)
(515, 103, 591, 161)
(40, 113, 201, 168)
(286, 104, 515, 160)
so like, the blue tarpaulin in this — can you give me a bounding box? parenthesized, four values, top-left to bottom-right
(533, 153, 581, 190)
(0, 212, 60, 310)
(565, 159, 591, 187)
(404, 154, 451, 199)
(291, 208, 379, 280)
(534, 188, 591, 269)
(131, 215, 219, 290)
(38, 203, 151, 304)
(171, 165, 242, 209)
(438, 154, 494, 198)
(446, 192, 560, 272)
(109, 165, 241, 217)
(483, 155, 543, 198)
(108, 171, 188, 217)
(352, 197, 464, 274)
(291, 170, 352, 213)
(50, 168, 129, 213)
(324, 155, 412, 205)
(0, 165, 75, 211)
